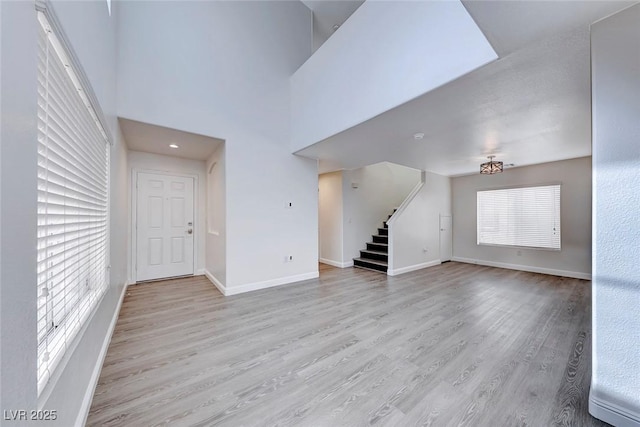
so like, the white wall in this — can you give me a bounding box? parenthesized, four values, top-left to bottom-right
(0, 0, 38, 418)
(451, 157, 592, 279)
(591, 5, 640, 425)
(117, 1, 319, 294)
(0, 0, 3, 417)
(0, 0, 3, 416)
(128, 151, 207, 280)
(290, 0, 497, 152)
(1, 0, 129, 425)
(311, 13, 325, 53)
(118, 1, 311, 143)
(388, 171, 451, 275)
(205, 144, 226, 286)
(318, 171, 344, 266)
(110, 131, 130, 313)
(342, 162, 421, 261)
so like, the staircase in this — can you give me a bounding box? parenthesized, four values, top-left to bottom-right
(353, 209, 395, 273)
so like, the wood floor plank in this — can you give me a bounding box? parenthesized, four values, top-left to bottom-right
(87, 262, 608, 426)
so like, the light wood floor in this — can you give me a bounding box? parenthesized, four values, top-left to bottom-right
(87, 262, 607, 427)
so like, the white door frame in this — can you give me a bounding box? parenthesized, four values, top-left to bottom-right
(130, 168, 200, 284)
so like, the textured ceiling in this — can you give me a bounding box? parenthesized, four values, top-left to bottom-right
(463, 0, 634, 56)
(296, 0, 635, 176)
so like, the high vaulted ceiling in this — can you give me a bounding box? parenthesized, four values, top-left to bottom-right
(297, 0, 635, 176)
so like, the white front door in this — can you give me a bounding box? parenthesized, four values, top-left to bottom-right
(136, 172, 195, 281)
(439, 215, 452, 262)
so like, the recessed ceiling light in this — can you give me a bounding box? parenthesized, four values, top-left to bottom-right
(169, 144, 179, 149)
(413, 132, 425, 140)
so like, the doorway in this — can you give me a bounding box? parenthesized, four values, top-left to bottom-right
(135, 171, 195, 281)
(440, 215, 452, 262)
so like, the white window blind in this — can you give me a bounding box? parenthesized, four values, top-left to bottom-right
(477, 185, 561, 250)
(37, 12, 110, 394)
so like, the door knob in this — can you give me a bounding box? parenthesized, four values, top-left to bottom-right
(187, 229, 193, 234)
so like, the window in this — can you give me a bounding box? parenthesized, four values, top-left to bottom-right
(37, 12, 110, 393)
(477, 185, 560, 250)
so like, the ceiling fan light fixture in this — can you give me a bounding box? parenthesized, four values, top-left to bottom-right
(480, 155, 503, 175)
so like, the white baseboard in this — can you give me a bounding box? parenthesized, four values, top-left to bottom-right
(590, 393, 640, 427)
(75, 281, 129, 427)
(208, 271, 319, 296)
(319, 258, 354, 268)
(204, 269, 227, 295)
(195, 268, 205, 276)
(388, 260, 441, 276)
(451, 257, 591, 280)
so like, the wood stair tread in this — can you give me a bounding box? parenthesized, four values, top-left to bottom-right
(353, 257, 388, 267)
(353, 264, 387, 273)
(361, 249, 387, 256)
